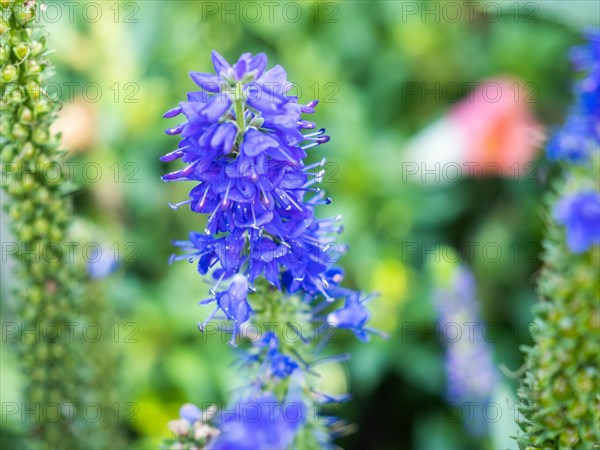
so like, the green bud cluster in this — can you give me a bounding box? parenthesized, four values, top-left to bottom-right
(516, 155, 600, 449)
(0, 1, 90, 448)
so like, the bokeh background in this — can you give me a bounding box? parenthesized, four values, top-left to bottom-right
(1, 1, 599, 449)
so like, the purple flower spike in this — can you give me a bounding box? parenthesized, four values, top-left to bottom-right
(162, 51, 351, 308)
(432, 267, 499, 436)
(163, 51, 381, 448)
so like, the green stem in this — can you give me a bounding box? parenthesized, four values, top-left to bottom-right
(516, 155, 600, 448)
(0, 1, 111, 448)
(234, 82, 245, 142)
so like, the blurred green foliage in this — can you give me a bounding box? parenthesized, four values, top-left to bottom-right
(2, 1, 599, 449)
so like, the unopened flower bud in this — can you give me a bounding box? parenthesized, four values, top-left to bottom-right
(36, 344, 49, 360)
(20, 106, 32, 122)
(22, 141, 35, 158)
(22, 173, 35, 191)
(167, 419, 189, 436)
(2, 64, 17, 82)
(32, 127, 48, 144)
(14, 43, 29, 60)
(11, 88, 23, 103)
(19, 225, 33, 242)
(34, 100, 51, 115)
(26, 59, 40, 75)
(0, 46, 7, 64)
(30, 40, 43, 55)
(1, 143, 15, 160)
(12, 122, 28, 139)
(49, 225, 63, 242)
(26, 80, 41, 101)
(17, 7, 35, 24)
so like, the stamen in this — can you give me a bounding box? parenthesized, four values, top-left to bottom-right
(209, 272, 226, 295)
(250, 203, 258, 229)
(277, 189, 303, 211)
(222, 182, 231, 207)
(303, 158, 326, 172)
(198, 306, 219, 332)
(205, 202, 222, 234)
(197, 186, 210, 209)
(304, 128, 326, 138)
(168, 199, 192, 210)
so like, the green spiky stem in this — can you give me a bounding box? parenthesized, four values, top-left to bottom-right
(516, 155, 600, 449)
(0, 1, 88, 448)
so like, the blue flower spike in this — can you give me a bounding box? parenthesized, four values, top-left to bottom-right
(162, 51, 381, 449)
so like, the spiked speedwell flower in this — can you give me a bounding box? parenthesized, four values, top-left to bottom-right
(163, 51, 362, 338)
(162, 51, 379, 449)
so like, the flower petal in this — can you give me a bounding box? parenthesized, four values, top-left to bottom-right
(189, 72, 222, 92)
(211, 50, 231, 76)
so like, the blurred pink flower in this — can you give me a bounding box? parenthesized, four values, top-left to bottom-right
(403, 77, 543, 181)
(451, 77, 543, 176)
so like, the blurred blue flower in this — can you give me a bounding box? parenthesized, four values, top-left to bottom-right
(548, 30, 599, 162)
(554, 190, 600, 253)
(432, 266, 498, 435)
(86, 244, 118, 279)
(208, 393, 305, 450)
(179, 403, 202, 425)
(547, 114, 597, 162)
(570, 30, 600, 119)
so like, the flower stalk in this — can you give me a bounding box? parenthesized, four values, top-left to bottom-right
(1, 1, 109, 448)
(516, 31, 600, 449)
(161, 51, 379, 449)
